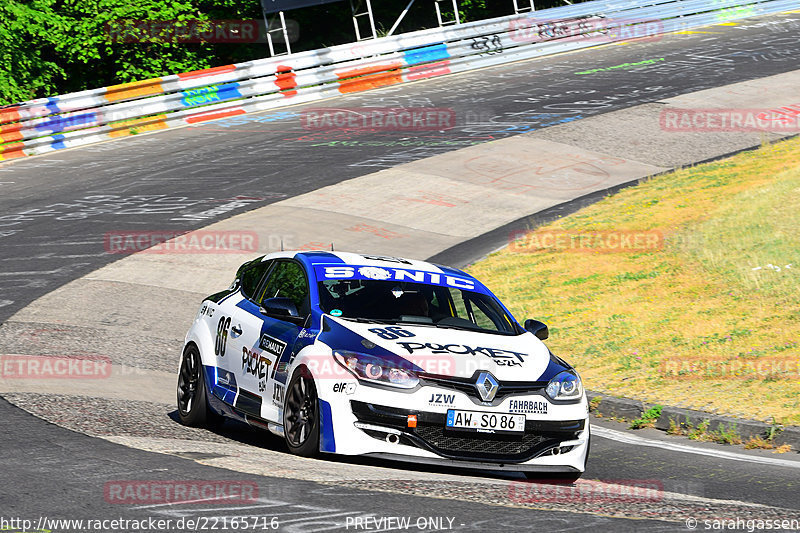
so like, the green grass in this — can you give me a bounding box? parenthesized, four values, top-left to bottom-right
(469, 137, 800, 425)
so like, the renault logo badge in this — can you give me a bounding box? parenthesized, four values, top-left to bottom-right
(475, 371, 499, 402)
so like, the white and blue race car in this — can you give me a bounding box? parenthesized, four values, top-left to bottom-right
(177, 251, 589, 479)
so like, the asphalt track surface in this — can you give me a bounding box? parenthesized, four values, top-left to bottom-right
(1, 12, 800, 532)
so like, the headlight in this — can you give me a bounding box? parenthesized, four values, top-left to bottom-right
(545, 371, 583, 401)
(333, 350, 419, 389)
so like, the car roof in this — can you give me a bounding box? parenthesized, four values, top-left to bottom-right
(259, 250, 470, 278)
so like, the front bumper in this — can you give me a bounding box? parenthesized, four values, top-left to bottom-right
(352, 401, 583, 463)
(317, 376, 590, 472)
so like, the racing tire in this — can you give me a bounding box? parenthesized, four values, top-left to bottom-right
(177, 344, 222, 428)
(283, 366, 320, 457)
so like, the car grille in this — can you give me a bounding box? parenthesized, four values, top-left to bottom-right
(351, 401, 583, 463)
(414, 425, 549, 457)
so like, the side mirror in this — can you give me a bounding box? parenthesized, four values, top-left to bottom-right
(524, 319, 549, 340)
(260, 297, 300, 319)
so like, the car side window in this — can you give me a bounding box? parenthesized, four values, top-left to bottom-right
(240, 260, 273, 300)
(257, 261, 310, 317)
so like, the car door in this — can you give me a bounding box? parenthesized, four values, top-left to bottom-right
(214, 259, 274, 413)
(231, 259, 310, 423)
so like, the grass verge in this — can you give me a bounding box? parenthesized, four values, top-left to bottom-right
(468, 137, 800, 425)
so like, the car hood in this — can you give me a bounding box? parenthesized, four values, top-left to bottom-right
(320, 316, 561, 382)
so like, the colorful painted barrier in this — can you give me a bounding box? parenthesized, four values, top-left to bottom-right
(0, 0, 795, 161)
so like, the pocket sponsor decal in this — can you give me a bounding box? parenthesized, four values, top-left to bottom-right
(397, 342, 527, 366)
(242, 346, 272, 380)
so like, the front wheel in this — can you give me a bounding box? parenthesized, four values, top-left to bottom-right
(177, 344, 221, 427)
(283, 366, 320, 457)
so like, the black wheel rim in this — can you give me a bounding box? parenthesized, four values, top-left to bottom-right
(177, 349, 199, 415)
(285, 373, 316, 447)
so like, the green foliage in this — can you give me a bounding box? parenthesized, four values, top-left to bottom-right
(0, 0, 589, 105)
(0, 0, 66, 103)
(629, 405, 663, 429)
(0, 0, 214, 104)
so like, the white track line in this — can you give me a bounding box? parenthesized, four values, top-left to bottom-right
(592, 426, 800, 469)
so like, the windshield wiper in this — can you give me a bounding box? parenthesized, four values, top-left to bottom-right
(431, 322, 483, 332)
(338, 317, 398, 324)
(431, 322, 517, 335)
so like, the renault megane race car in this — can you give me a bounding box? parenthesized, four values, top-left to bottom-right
(177, 251, 589, 478)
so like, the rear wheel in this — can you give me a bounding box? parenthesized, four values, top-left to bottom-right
(177, 344, 222, 427)
(283, 366, 320, 457)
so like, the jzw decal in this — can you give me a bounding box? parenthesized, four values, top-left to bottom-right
(200, 304, 215, 317)
(259, 333, 287, 358)
(367, 327, 415, 340)
(429, 393, 455, 405)
(242, 346, 272, 380)
(397, 342, 527, 364)
(272, 383, 285, 405)
(215, 316, 231, 356)
(332, 382, 356, 394)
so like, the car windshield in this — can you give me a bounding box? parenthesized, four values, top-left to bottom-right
(317, 279, 518, 334)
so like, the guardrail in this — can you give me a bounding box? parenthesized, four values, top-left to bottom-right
(0, 0, 795, 161)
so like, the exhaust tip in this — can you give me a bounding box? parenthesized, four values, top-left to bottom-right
(386, 433, 400, 444)
(551, 446, 561, 455)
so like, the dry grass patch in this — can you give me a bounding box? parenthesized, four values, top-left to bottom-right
(469, 137, 800, 425)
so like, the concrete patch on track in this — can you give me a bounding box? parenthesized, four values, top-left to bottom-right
(281, 137, 663, 239)
(0, 366, 173, 403)
(529, 70, 800, 169)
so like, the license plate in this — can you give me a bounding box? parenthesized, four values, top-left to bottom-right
(446, 410, 525, 434)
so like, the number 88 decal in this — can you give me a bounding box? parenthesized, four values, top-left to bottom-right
(215, 316, 231, 356)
